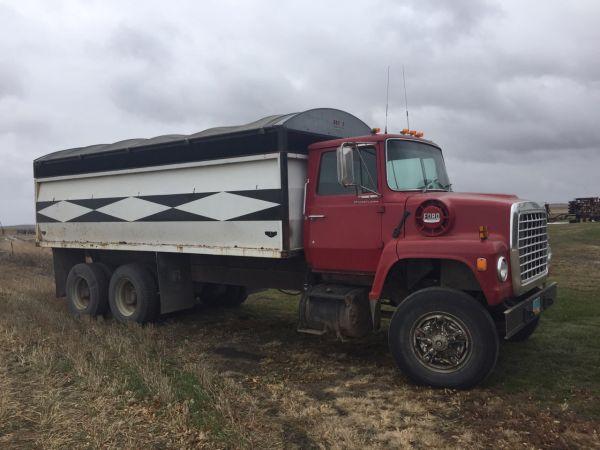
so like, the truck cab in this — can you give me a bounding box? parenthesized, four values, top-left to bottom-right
(300, 131, 556, 387)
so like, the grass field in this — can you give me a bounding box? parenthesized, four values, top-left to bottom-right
(0, 224, 599, 448)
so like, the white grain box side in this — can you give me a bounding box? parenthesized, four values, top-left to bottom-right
(35, 153, 293, 258)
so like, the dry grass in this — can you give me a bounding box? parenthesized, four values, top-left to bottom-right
(548, 203, 569, 216)
(0, 235, 52, 272)
(0, 233, 599, 448)
(0, 239, 261, 448)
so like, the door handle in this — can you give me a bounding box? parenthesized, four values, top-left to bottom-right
(307, 214, 326, 220)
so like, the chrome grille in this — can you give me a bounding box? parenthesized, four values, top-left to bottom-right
(517, 211, 548, 283)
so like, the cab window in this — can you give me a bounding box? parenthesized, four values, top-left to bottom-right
(317, 148, 378, 195)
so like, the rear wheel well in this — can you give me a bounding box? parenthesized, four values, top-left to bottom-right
(381, 258, 485, 307)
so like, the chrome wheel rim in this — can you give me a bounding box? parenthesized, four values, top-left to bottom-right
(411, 312, 472, 373)
(114, 279, 137, 317)
(72, 276, 91, 311)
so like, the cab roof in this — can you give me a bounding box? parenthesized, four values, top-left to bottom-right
(308, 133, 441, 151)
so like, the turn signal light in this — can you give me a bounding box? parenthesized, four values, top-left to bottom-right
(476, 257, 488, 272)
(479, 225, 489, 240)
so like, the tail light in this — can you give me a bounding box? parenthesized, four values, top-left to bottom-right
(415, 200, 451, 236)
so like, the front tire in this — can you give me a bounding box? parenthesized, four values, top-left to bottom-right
(66, 263, 109, 317)
(109, 264, 159, 324)
(388, 287, 499, 389)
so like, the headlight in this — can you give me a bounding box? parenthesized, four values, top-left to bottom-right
(497, 256, 509, 282)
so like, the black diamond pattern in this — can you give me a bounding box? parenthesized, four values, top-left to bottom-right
(36, 190, 281, 223)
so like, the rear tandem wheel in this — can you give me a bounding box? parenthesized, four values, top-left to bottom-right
(65, 263, 110, 317)
(108, 263, 160, 324)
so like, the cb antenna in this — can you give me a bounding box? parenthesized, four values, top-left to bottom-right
(384, 66, 390, 133)
(402, 64, 410, 130)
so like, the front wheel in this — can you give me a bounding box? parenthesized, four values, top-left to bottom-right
(388, 288, 499, 389)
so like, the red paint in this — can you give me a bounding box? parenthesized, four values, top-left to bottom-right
(303, 134, 520, 306)
(303, 147, 382, 273)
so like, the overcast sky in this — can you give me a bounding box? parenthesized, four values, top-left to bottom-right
(1, 0, 599, 224)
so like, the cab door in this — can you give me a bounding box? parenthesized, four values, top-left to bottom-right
(304, 145, 383, 273)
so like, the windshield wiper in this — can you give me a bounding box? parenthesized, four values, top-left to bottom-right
(419, 178, 436, 192)
(419, 178, 451, 192)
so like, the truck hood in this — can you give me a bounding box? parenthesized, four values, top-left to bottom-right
(403, 191, 528, 243)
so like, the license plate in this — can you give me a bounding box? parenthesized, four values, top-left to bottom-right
(532, 297, 542, 315)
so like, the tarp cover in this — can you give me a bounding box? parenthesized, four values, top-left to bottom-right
(36, 108, 370, 164)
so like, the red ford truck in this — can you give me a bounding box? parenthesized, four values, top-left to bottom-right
(34, 108, 556, 388)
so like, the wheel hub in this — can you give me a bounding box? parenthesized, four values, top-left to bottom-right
(411, 312, 472, 373)
(73, 276, 91, 311)
(432, 335, 448, 351)
(115, 279, 138, 317)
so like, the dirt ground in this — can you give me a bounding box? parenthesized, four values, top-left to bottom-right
(0, 231, 598, 449)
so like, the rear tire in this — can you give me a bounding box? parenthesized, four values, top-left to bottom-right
(66, 263, 109, 317)
(388, 287, 499, 389)
(109, 264, 159, 324)
(201, 284, 247, 308)
(95, 262, 114, 280)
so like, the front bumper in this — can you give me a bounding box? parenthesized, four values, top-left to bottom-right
(503, 282, 557, 339)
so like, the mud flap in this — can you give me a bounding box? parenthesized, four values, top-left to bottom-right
(156, 253, 195, 314)
(370, 298, 381, 331)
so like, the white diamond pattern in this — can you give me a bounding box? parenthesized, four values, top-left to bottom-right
(38, 201, 92, 222)
(96, 197, 170, 222)
(176, 192, 279, 221)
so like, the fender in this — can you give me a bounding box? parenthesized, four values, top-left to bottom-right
(369, 238, 513, 306)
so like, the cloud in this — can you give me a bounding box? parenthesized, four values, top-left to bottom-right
(0, 0, 599, 224)
(0, 65, 24, 100)
(108, 25, 173, 65)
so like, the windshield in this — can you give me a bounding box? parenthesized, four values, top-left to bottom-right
(386, 139, 450, 191)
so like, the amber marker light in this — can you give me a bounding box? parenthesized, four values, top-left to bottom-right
(479, 225, 489, 240)
(416, 131, 424, 138)
(401, 128, 410, 134)
(371, 127, 381, 134)
(476, 257, 488, 272)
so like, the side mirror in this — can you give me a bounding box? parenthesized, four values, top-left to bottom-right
(336, 143, 355, 187)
